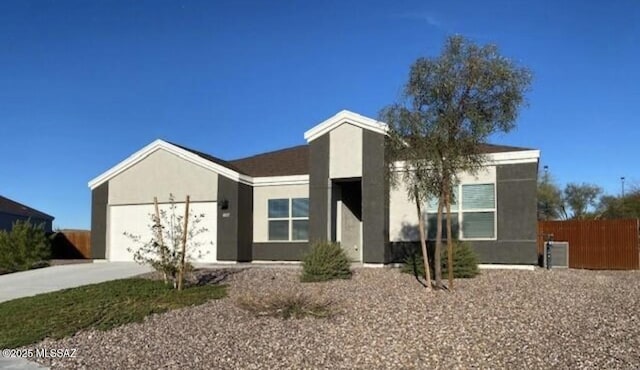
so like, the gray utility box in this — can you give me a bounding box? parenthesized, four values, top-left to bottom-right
(544, 241, 569, 269)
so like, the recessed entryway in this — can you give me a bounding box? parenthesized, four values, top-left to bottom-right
(331, 179, 362, 262)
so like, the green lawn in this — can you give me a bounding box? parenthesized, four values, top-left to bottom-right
(0, 278, 227, 348)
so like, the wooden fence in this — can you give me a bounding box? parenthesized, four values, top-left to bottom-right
(51, 230, 91, 259)
(537, 219, 640, 270)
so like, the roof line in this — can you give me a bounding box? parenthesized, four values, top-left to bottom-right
(0, 195, 54, 220)
(87, 139, 253, 189)
(229, 144, 308, 162)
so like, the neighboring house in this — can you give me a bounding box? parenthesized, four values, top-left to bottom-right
(88, 110, 540, 265)
(0, 195, 54, 233)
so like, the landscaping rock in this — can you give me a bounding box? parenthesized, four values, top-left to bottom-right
(31, 268, 640, 369)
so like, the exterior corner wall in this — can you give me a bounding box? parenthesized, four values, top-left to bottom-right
(237, 182, 254, 262)
(461, 162, 538, 264)
(309, 134, 330, 243)
(482, 161, 538, 264)
(216, 175, 240, 261)
(90, 182, 109, 259)
(362, 130, 387, 263)
(496, 162, 538, 241)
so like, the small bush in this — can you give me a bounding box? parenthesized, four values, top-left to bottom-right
(235, 290, 334, 319)
(0, 220, 51, 272)
(402, 241, 479, 279)
(442, 241, 479, 278)
(301, 242, 352, 282)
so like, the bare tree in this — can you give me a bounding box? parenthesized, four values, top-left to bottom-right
(125, 194, 210, 289)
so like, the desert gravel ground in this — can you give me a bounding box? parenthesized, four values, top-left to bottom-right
(32, 267, 640, 369)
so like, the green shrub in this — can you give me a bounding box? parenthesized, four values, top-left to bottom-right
(442, 241, 479, 278)
(301, 242, 352, 282)
(0, 220, 51, 272)
(401, 241, 479, 279)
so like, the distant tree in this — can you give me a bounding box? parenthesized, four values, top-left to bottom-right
(596, 187, 640, 219)
(563, 183, 603, 219)
(537, 170, 564, 220)
(383, 35, 531, 289)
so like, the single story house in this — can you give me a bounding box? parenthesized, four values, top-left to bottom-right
(0, 195, 54, 232)
(88, 110, 539, 265)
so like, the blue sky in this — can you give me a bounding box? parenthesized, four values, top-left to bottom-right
(1, 0, 638, 229)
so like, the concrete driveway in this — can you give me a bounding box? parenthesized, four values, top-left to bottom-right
(0, 262, 152, 303)
(0, 262, 152, 370)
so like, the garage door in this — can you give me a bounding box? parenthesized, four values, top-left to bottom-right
(108, 202, 217, 263)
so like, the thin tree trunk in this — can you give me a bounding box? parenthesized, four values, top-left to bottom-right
(153, 197, 168, 285)
(414, 188, 432, 290)
(445, 184, 454, 290)
(434, 193, 444, 289)
(177, 195, 190, 291)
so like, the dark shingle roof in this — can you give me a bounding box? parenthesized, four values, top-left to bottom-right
(169, 141, 532, 179)
(230, 145, 309, 177)
(0, 195, 54, 220)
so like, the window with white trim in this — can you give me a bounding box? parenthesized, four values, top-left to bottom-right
(268, 198, 309, 241)
(425, 183, 496, 240)
(460, 184, 495, 239)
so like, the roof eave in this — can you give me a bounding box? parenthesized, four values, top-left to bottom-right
(87, 139, 252, 190)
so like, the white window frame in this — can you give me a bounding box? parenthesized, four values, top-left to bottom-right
(424, 182, 497, 241)
(267, 198, 309, 242)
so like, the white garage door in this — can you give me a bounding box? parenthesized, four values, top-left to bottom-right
(108, 202, 217, 263)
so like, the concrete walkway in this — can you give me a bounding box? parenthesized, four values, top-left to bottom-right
(0, 262, 152, 370)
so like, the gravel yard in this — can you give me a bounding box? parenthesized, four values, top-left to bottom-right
(33, 267, 640, 369)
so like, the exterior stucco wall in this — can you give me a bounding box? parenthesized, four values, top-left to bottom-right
(362, 130, 388, 263)
(237, 183, 254, 261)
(253, 184, 309, 243)
(217, 176, 253, 262)
(329, 123, 363, 179)
(252, 242, 310, 261)
(91, 182, 109, 259)
(108, 149, 218, 205)
(309, 134, 330, 242)
(387, 162, 537, 264)
(461, 162, 538, 264)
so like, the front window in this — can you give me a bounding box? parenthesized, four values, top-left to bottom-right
(268, 198, 309, 241)
(461, 184, 496, 239)
(425, 183, 496, 240)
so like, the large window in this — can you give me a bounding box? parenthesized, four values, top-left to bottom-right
(268, 198, 309, 241)
(461, 184, 495, 239)
(426, 183, 496, 240)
